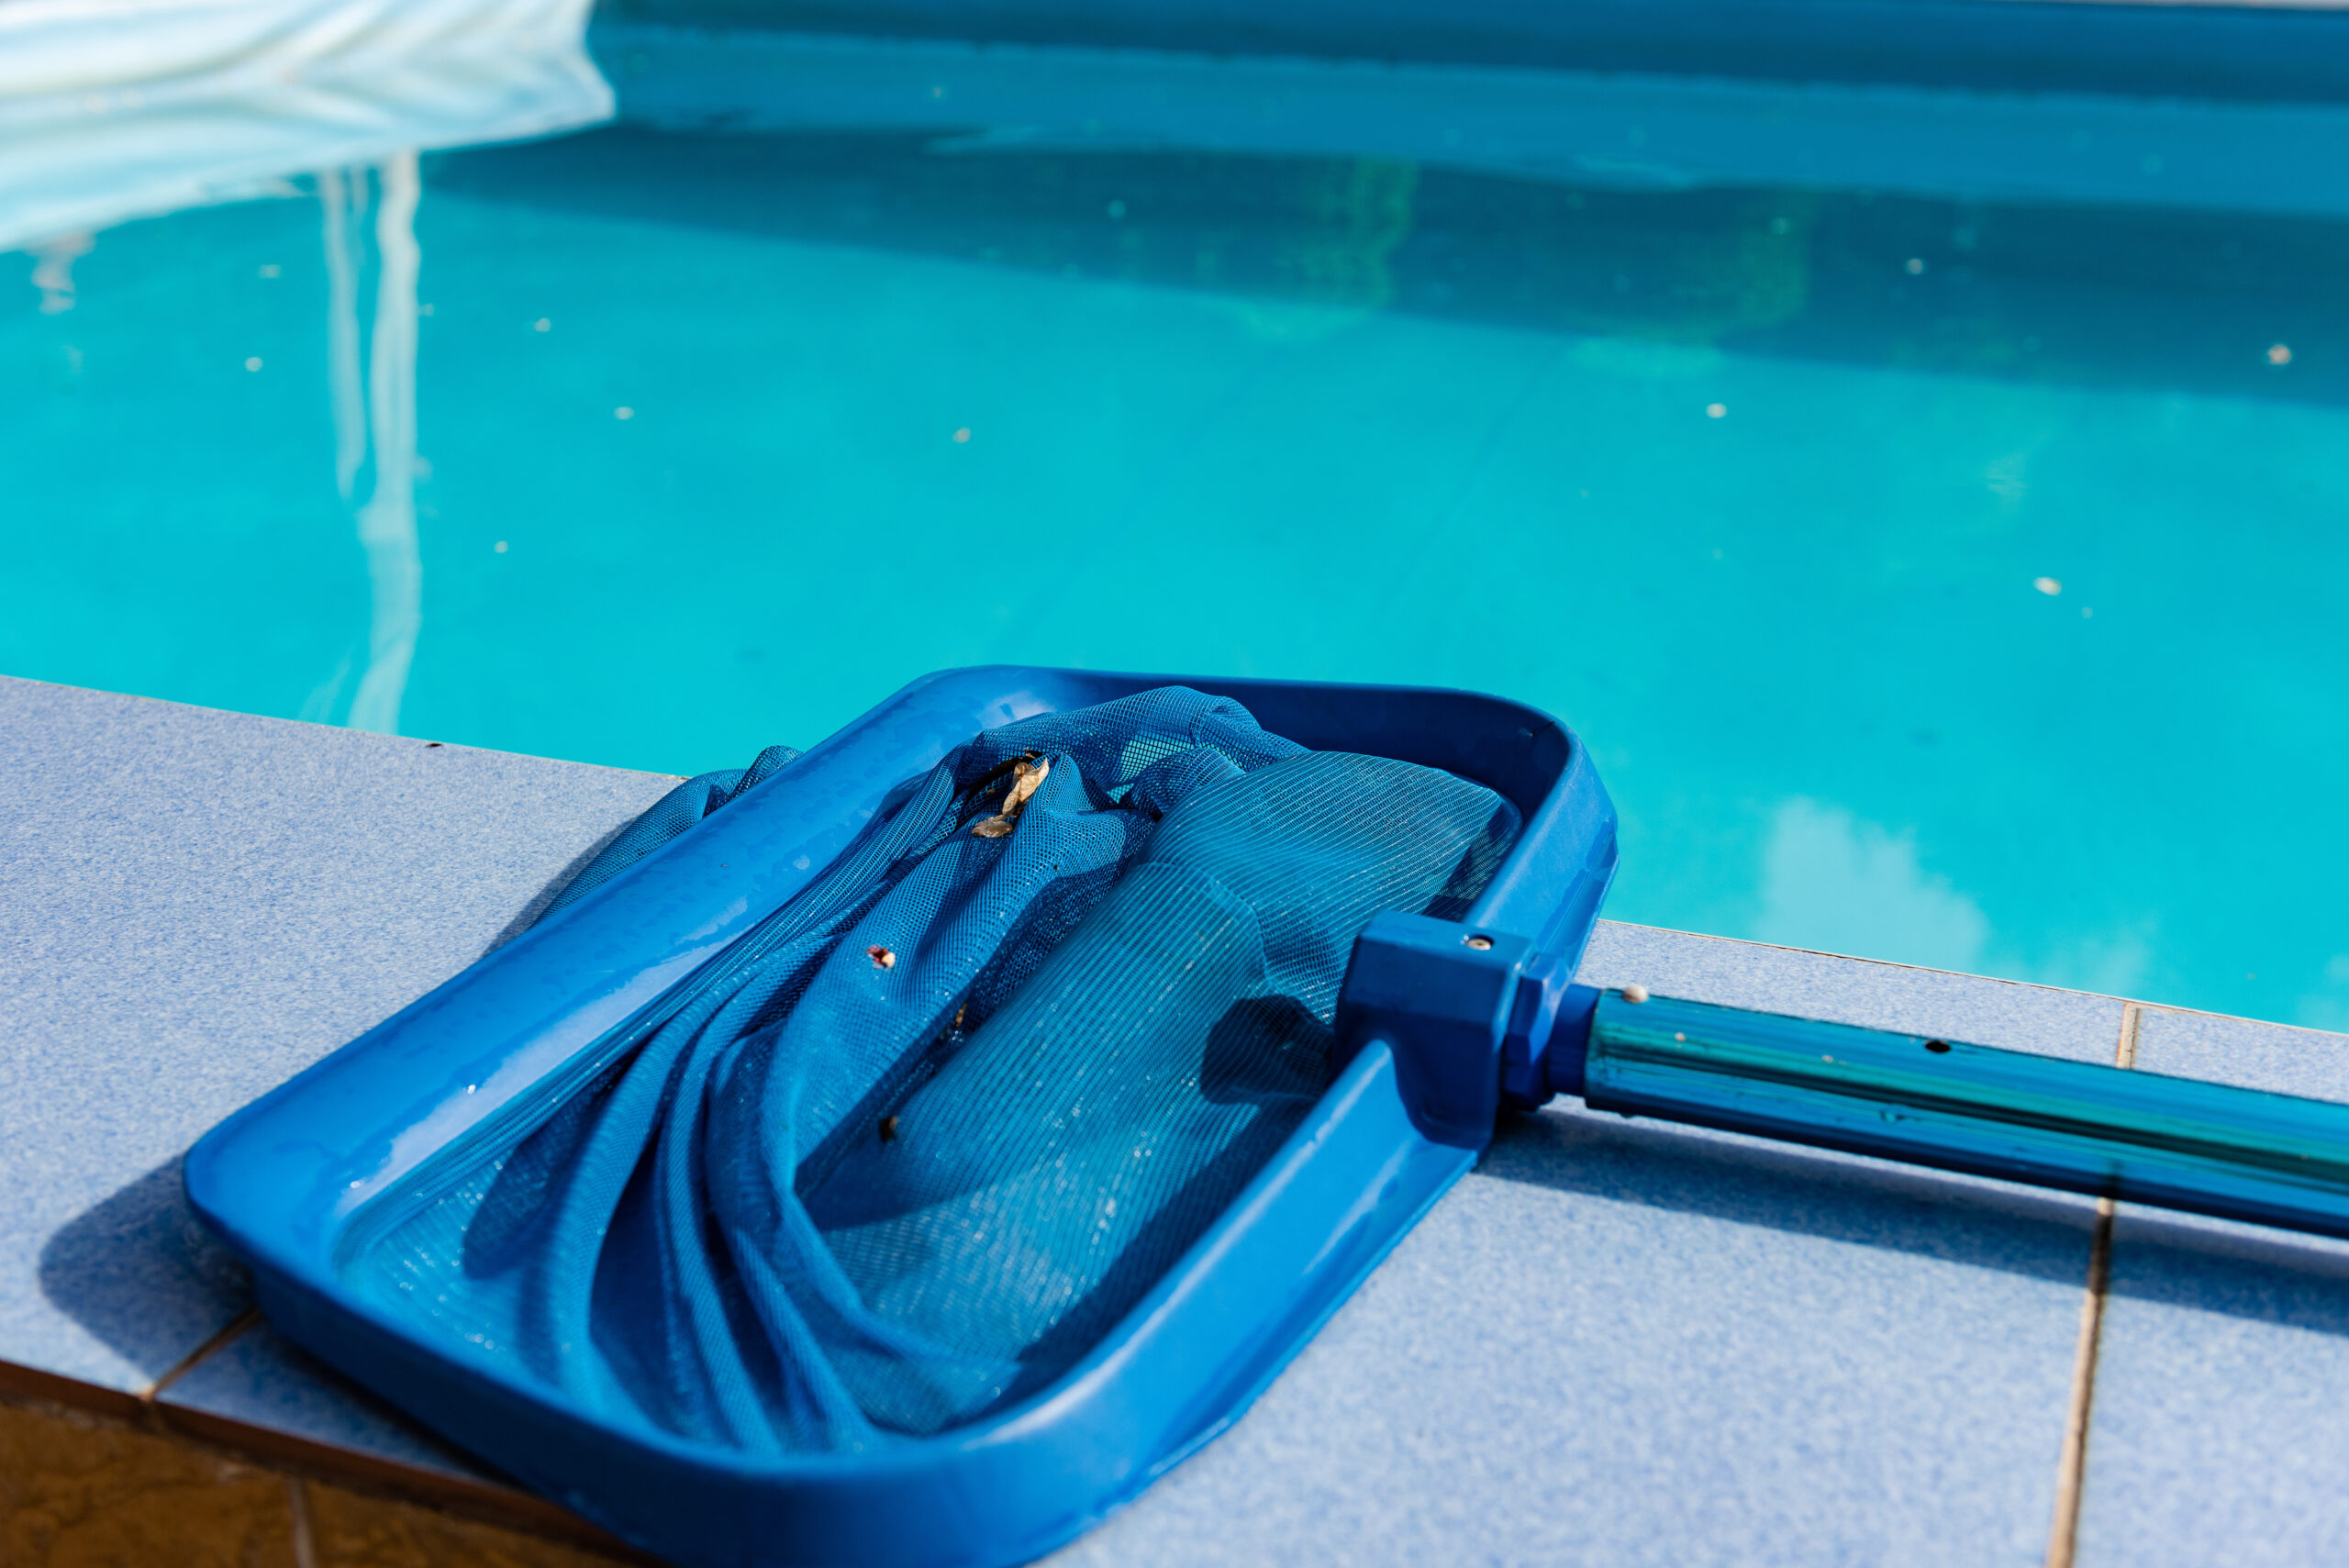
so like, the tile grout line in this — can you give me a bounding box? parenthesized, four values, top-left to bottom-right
(288, 1475, 320, 1568)
(2115, 1005, 2143, 1073)
(2043, 1000, 2143, 1568)
(137, 1305, 262, 1408)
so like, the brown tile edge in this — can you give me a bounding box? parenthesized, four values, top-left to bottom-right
(0, 1359, 662, 1564)
(0, 1356, 148, 1422)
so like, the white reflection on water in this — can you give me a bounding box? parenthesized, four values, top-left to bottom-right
(2302, 957, 2349, 1034)
(1754, 797, 1989, 973)
(1756, 797, 2154, 994)
(0, 0, 611, 252)
(344, 152, 423, 736)
(2, 0, 610, 735)
(319, 166, 368, 501)
(29, 229, 90, 312)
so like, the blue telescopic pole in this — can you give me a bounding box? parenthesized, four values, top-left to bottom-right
(1341, 913, 2349, 1241)
(1540, 987, 2349, 1239)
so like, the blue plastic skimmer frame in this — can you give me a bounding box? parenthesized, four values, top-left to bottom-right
(190, 665, 2349, 1568)
(185, 667, 1616, 1568)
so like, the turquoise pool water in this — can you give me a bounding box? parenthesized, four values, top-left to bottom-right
(7, 23, 2347, 1028)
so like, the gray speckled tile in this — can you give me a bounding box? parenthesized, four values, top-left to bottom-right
(160, 1321, 495, 1482)
(1056, 1105, 2094, 1568)
(1046, 929, 2114, 1567)
(0, 676, 677, 1390)
(1, 679, 2167, 1562)
(2130, 1004, 2349, 1098)
(2079, 1005, 2349, 1567)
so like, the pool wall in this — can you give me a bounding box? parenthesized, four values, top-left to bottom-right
(607, 0, 2349, 101)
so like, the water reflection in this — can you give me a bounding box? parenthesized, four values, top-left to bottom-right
(344, 153, 425, 735)
(3, 0, 609, 735)
(1755, 799, 2157, 996)
(29, 231, 90, 313)
(9, 12, 2347, 1023)
(1755, 798, 1990, 974)
(320, 167, 369, 500)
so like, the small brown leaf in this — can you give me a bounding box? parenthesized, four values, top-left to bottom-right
(1002, 755, 1050, 813)
(972, 754, 1050, 837)
(879, 1116, 900, 1143)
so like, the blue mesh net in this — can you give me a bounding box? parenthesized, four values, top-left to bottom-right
(381, 688, 1517, 1452)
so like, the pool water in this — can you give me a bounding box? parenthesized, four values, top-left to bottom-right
(7, 18, 2347, 1028)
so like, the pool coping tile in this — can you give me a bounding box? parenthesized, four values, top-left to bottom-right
(0, 674, 678, 1394)
(2074, 1002, 2349, 1568)
(20, 674, 2349, 1565)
